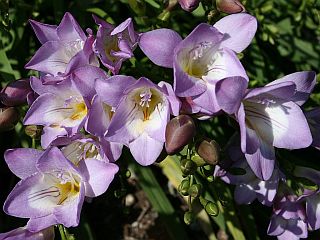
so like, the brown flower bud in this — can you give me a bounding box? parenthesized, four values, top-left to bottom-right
(216, 0, 246, 14)
(196, 138, 220, 165)
(0, 107, 19, 131)
(1, 78, 32, 106)
(178, 0, 200, 12)
(165, 115, 196, 155)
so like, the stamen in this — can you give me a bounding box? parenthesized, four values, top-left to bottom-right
(139, 89, 152, 108)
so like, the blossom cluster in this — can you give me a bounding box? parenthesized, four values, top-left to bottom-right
(0, 10, 319, 240)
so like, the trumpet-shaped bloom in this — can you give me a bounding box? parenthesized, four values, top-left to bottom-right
(294, 166, 320, 231)
(214, 138, 282, 206)
(93, 15, 138, 74)
(24, 70, 99, 148)
(25, 12, 98, 83)
(0, 226, 54, 240)
(139, 13, 257, 116)
(95, 76, 180, 165)
(236, 71, 315, 180)
(3, 147, 118, 232)
(267, 193, 308, 240)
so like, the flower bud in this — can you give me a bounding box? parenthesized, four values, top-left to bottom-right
(216, 0, 246, 14)
(25, 125, 42, 139)
(0, 78, 32, 106)
(184, 211, 194, 225)
(178, 178, 190, 196)
(0, 107, 19, 132)
(165, 115, 196, 155)
(205, 201, 219, 216)
(178, 0, 200, 12)
(196, 138, 220, 165)
(180, 158, 197, 175)
(191, 152, 206, 167)
(188, 183, 202, 198)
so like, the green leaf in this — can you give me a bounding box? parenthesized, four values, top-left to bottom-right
(131, 163, 189, 240)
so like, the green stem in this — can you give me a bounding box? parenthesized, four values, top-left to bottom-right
(32, 138, 36, 149)
(58, 225, 67, 240)
(188, 174, 194, 211)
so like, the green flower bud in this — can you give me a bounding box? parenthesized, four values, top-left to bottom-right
(184, 211, 194, 225)
(180, 158, 197, 175)
(206, 176, 214, 182)
(25, 125, 42, 139)
(125, 169, 131, 179)
(196, 138, 220, 165)
(191, 152, 206, 167)
(188, 184, 202, 198)
(205, 201, 219, 217)
(178, 179, 190, 196)
(165, 115, 196, 155)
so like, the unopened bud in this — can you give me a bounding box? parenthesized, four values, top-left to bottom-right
(191, 152, 206, 167)
(184, 211, 194, 225)
(196, 138, 220, 165)
(205, 201, 219, 216)
(178, 179, 190, 196)
(188, 184, 202, 198)
(0, 107, 19, 131)
(216, 0, 246, 14)
(165, 115, 196, 155)
(25, 125, 42, 139)
(180, 158, 197, 175)
(0, 78, 32, 106)
(178, 0, 200, 12)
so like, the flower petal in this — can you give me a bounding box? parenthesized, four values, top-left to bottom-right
(234, 184, 256, 204)
(25, 41, 71, 75)
(4, 148, 43, 179)
(79, 159, 119, 197)
(268, 71, 316, 106)
(139, 29, 182, 68)
(95, 75, 136, 107)
(246, 100, 312, 149)
(158, 81, 181, 116)
(244, 128, 275, 180)
(27, 216, 57, 233)
(29, 20, 58, 44)
(56, 12, 86, 42)
(306, 193, 320, 230)
(129, 133, 164, 166)
(53, 186, 85, 228)
(216, 76, 248, 114)
(213, 13, 257, 53)
(41, 126, 68, 149)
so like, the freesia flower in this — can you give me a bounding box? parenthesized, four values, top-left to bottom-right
(0, 226, 54, 240)
(95, 75, 180, 165)
(214, 137, 282, 206)
(178, 0, 200, 12)
(305, 107, 320, 149)
(139, 13, 257, 116)
(236, 71, 315, 180)
(24, 68, 99, 148)
(93, 15, 138, 74)
(294, 166, 320, 231)
(25, 12, 98, 83)
(3, 147, 118, 232)
(267, 192, 308, 240)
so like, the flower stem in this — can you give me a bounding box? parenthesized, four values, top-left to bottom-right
(58, 225, 67, 240)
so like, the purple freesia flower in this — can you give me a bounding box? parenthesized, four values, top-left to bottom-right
(24, 70, 99, 148)
(214, 137, 282, 206)
(93, 15, 138, 74)
(267, 193, 308, 240)
(305, 107, 320, 150)
(0, 78, 33, 106)
(94, 75, 180, 165)
(3, 147, 118, 232)
(294, 166, 320, 231)
(236, 71, 315, 180)
(0, 226, 54, 240)
(25, 12, 98, 83)
(139, 13, 257, 116)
